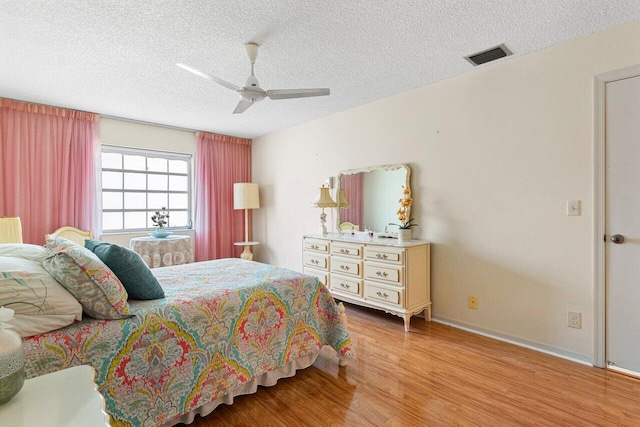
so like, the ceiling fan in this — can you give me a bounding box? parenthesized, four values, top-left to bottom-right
(177, 43, 330, 114)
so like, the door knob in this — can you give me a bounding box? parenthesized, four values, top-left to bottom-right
(611, 234, 625, 244)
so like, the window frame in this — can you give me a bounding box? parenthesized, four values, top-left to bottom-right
(101, 145, 193, 233)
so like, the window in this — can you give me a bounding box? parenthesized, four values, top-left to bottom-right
(101, 146, 192, 232)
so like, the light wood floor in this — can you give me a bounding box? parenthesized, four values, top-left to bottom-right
(189, 304, 640, 426)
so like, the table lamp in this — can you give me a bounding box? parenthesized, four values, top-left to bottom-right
(233, 183, 260, 260)
(338, 188, 350, 209)
(0, 217, 23, 244)
(311, 185, 337, 235)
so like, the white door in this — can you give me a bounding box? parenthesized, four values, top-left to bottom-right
(605, 74, 640, 375)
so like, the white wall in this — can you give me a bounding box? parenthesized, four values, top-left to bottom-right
(98, 118, 197, 247)
(252, 20, 640, 362)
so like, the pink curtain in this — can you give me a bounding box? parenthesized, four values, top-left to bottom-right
(194, 132, 251, 261)
(0, 99, 100, 244)
(340, 173, 364, 229)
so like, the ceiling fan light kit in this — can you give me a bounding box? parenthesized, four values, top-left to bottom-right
(178, 43, 330, 114)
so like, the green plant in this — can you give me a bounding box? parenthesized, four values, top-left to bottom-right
(389, 186, 417, 229)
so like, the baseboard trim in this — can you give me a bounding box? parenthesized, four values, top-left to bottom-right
(432, 316, 593, 367)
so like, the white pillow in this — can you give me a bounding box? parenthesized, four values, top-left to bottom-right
(0, 255, 83, 337)
(0, 244, 47, 262)
(11, 313, 78, 338)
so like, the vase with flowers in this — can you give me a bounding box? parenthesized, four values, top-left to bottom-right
(389, 186, 417, 242)
(150, 207, 172, 238)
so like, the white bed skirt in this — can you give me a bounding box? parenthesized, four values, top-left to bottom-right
(164, 351, 321, 426)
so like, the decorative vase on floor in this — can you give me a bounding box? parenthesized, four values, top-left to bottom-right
(0, 308, 24, 405)
(398, 229, 411, 242)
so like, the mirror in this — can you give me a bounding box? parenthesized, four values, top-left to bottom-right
(336, 164, 411, 233)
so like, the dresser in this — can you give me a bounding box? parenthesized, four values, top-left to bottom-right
(303, 234, 430, 331)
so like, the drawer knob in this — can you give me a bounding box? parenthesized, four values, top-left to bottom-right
(376, 271, 388, 278)
(311, 244, 318, 250)
(340, 249, 350, 254)
(376, 253, 389, 260)
(311, 259, 319, 264)
(376, 291, 389, 298)
(340, 283, 350, 289)
(340, 265, 350, 271)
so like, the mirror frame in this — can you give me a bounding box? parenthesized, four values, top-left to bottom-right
(335, 163, 411, 234)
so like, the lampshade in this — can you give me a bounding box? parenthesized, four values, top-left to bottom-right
(0, 217, 23, 244)
(311, 186, 337, 208)
(234, 183, 260, 210)
(338, 188, 350, 209)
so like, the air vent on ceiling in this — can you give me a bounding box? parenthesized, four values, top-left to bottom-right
(464, 44, 512, 66)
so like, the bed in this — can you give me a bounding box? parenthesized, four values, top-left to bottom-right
(1, 236, 353, 426)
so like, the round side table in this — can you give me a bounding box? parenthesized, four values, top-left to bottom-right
(234, 241, 259, 260)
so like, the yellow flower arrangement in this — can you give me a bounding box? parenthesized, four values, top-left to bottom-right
(389, 186, 417, 229)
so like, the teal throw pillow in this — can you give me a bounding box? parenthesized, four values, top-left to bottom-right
(84, 239, 165, 300)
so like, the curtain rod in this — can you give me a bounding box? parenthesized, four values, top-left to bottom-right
(1, 96, 244, 139)
(100, 114, 195, 132)
(99, 114, 246, 140)
(100, 113, 204, 134)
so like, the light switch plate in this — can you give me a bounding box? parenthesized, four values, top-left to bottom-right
(325, 177, 334, 189)
(567, 200, 581, 216)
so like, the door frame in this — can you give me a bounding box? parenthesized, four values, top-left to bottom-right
(594, 64, 640, 368)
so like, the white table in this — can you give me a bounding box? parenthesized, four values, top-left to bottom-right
(234, 241, 259, 260)
(130, 235, 194, 268)
(0, 365, 110, 426)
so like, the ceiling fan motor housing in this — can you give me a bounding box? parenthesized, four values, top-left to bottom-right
(240, 75, 266, 102)
(245, 75, 259, 88)
(240, 88, 266, 102)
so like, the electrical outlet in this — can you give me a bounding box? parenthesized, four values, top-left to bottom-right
(568, 311, 582, 329)
(468, 295, 478, 309)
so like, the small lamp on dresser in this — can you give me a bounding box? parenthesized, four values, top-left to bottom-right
(311, 185, 337, 235)
(233, 183, 260, 260)
(338, 188, 350, 209)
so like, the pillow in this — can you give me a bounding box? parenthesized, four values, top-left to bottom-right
(42, 235, 131, 319)
(0, 256, 83, 337)
(11, 314, 79, 338)
(85, 239, 164, 300)
(0, 243, 47, 262)
(45, 235, 79, 253)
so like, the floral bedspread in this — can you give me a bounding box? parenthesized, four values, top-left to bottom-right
(22, 259, 354, 426)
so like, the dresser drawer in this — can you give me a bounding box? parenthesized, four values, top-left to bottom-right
(330, 257, 362, 277)
(331, 242, 363, 259)
(303, 253, 329, 270)
(304, 267, 329, 288)
(364, 263, 403, 285)
(330, 274, 362, 296)
(364, 246, 404, 264)
(365, 282, 403, 306)
(304, 239, 329, 254)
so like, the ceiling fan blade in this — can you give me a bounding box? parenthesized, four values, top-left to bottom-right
(266, 88, 330, 100)
(176, 63, 241, 91)
(233, 99, 254, 114)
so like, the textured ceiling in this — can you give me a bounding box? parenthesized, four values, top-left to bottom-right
(1, 1, 639, 139)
